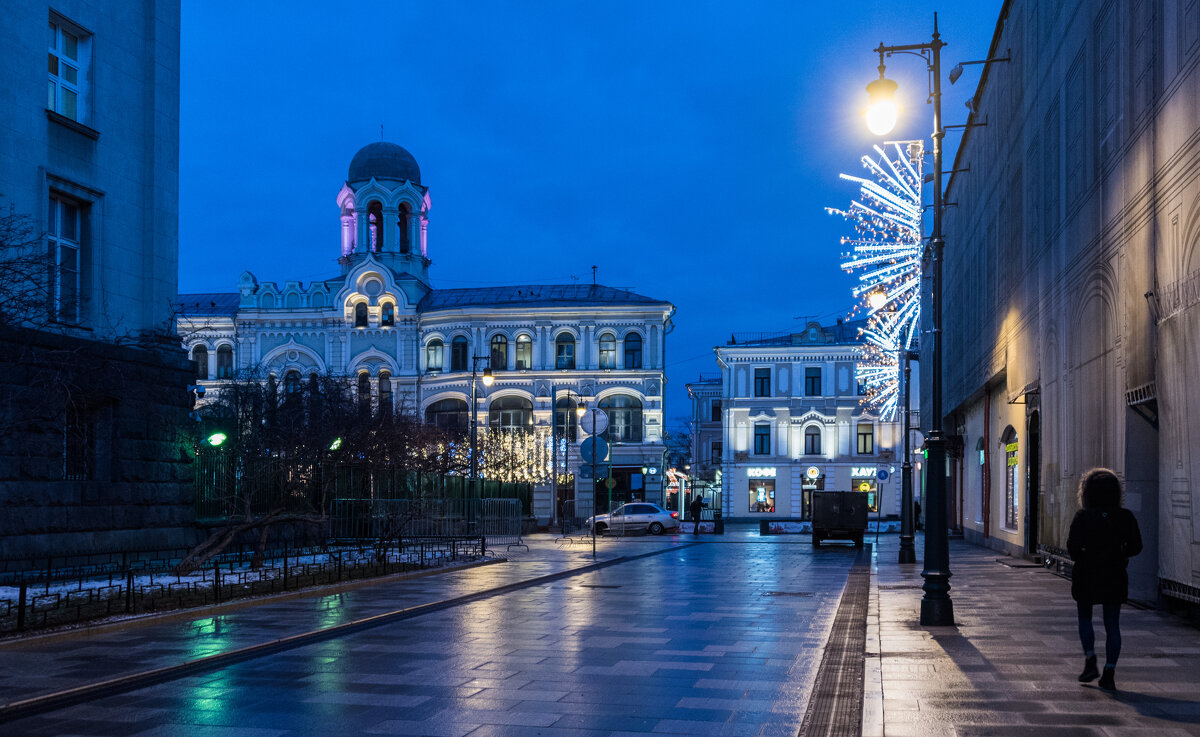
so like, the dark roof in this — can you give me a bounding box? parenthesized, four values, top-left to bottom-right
(418, 284, 668, 311)
(177, 293, 239, 316)
(729, 318, 869, 347)
(348, 142, 421, 185)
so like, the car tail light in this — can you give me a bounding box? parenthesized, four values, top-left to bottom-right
(670, 512, 678, 518)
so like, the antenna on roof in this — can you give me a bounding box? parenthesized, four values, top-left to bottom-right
(591, 265, 597, 286)
(380, 124, 384, 140)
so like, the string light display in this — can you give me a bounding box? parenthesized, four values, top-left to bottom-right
(828, 142, 924, 420)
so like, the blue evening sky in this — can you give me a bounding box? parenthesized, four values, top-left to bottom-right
(178, 1, 1004, 430)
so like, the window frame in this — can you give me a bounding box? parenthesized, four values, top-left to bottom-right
(554, 397, 580, 442)
(191, 345, 208, 381)
(753, 423, 771, 455)
(216, 345, 234, 379)
(353, 302, 368, 328)
(381, 302, 395, 327)
(490, 334, 508, 372)
(710, 399, 721, 423)
(804, 367, 822, 396)
(599, 394, 643, 443)
(555, 333, 575, 370)
(515, 334, 532, 370)
(856, 423, 874, 455)
(425, 338, 444, 372)
(488, 396, 534, 431)
(623, 333, 643, 369)
(804, 426, 822, 455)
(425, 397, 469, 433)
(48, 17, 90, 123)
(49, 193, 83, 324)
(598, 333, 616, 369)
(753, 368, 770, 397)
(450, 336, 469, 372)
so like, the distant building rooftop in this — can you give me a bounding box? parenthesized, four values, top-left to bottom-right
(176, 293, 239, 317)
(418, 284, 668, 311)
(727, 318, 868, 347)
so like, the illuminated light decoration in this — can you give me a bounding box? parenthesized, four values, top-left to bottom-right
(205, 432, 227, 447)
(329, 437, 343, 450)
(805, 466, 821, 479)
(827, 142, 924, 421)
(746, 467, 776, 478)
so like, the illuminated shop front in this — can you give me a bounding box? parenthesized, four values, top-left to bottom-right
(747, 467, 776, 513)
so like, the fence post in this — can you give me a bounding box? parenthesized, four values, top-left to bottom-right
(283, 543, 289, 590)
(125, 569, 134, 612)
(214, 562, 222, 603)
(16, 581, 27, 632)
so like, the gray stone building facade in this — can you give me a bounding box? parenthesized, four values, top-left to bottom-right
(178, 142, 674, 524)
(934, 0, 1200, 605)
(0, 1, 192, 557)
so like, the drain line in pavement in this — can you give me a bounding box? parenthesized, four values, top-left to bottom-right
(797, 544, 871, 737)
(0, 543, 698, 724)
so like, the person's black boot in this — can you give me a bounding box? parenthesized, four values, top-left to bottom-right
(1098, 666, 1116, 691)
(1078, 656, 1099, 683)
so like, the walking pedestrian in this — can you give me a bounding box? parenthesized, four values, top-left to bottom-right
(914, 499, 922, 531)
(1067, 467, 1142, 692)
(689, 495, 704, 537)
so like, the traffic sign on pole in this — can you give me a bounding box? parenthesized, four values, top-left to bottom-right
(580, 408, 609, 436)
(579, 436, 609, 463)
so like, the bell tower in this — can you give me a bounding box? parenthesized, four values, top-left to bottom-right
(337, 141, 432, 286)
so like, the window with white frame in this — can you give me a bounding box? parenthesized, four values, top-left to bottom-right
(804, 426, 822, 455)
(425, 339, 443, 372)
(49, 194, 82, 323)
(598, 333, 616, 369)
(48, 18, 89, 122)
(515, 334, 532, 370)
(856, 423, 874, 454)
(623, 333, 642, 369)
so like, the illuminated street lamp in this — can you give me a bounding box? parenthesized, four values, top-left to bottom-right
(550, 387, 587, 527)
(469, 356, 494, 501)
(865, 14, 953, 626)
(205, 432, 227, 447)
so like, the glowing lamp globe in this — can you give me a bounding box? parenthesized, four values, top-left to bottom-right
(865, 76, 899, 136)
(868, 289, 888, 310)
(206, 432, 227, 447)
(481, 368, 494, 386)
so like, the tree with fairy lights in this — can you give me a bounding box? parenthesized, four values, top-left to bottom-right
(828, 141, 924, 420)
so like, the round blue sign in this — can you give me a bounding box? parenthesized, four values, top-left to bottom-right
(876, 469, 889, 481)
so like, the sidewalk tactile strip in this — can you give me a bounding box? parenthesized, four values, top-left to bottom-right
(797, 545, 870, 737)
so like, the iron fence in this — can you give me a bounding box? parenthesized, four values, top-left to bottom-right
(328, 498, 524, 551)
(0, 537, 482, 636)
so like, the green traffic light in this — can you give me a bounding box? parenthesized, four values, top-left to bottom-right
(206, 432, 227, 447)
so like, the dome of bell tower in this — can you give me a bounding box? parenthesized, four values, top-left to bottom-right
(347, 142, 422, 186)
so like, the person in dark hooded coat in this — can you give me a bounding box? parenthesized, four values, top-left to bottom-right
(1066, 467, 1142, 692)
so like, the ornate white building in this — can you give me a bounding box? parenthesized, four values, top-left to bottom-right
(690, 319, 917, 522)
(178, 142, 674, 523)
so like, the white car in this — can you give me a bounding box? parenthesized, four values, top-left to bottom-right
(586, 503, 680, 535)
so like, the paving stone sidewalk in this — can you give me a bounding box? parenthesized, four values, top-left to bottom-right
(866, 535, 1200, 737)
(0, 536, 640, 706)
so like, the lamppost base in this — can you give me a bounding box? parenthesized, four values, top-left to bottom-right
(920, 597, 955, 626)
(898, 536, 917, 564)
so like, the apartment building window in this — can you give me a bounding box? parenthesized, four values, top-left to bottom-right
(599, 333, 616, 369)
(710, 440, 722, 465)
(804, 426, 822, 455)
(49, 18, 89, 122)
(425, 339, 443, 371)
(623, 333, 642, 369)
(753, 424, 771, 455)
(451, 336, 468, 371)
(49, 194, 82, 324)
(857, 378, 868, 396)
(753, 368, 770, 397)
(515, 334, 532, 370)
(216, 345, 234, 379)
(710, 400, 721, 422)
(856, 423, 874, 454)
(555, 333, 575, 369)
(804, 367, 821, 396)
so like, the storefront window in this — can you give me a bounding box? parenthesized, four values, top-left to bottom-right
(748, 479, 775, 513)
(854, 477, 878, 512)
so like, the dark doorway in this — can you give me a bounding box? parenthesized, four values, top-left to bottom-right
(1026, 410, 1040, 555)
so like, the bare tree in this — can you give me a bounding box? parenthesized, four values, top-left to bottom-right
(0, 198, 52, 329)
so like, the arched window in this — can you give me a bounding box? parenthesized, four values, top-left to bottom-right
(425, 398, 469, 433)
(624, 333, 643, 369)
(308, 373, 320, 396)
(266, 373, 278, 401)
(261, 293, 275, 309)
(191, 345, 208, 381)
(398, 203, 411, 253)
(490, 335, 508, 371)
(451, 336, 468, 371)
(368, 201, 382, 253)
(381, 302, 395, 327)
(378, 371, 392, 414)
(555, 333, 575, 370)
(598, 333, 616, 369)
(285, 293, 299, 308)
(354, 302, 368, 328)
(284, 370, 302, 397)
(357, 372, 371, 413)
(555, 396, 580, 442)
(216, 345, 233, 379)
(311, 292, 325, 309)
(599, 394, 643, 443)
(804, 426, 822, 455)
(1001, 426, 1019, 530)
(426, 338, 443, 372)
(489, 396, 533, 431)
(515, 334, 532, 370)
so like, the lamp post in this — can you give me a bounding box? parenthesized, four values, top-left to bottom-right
(899, 350, 918, 564)
(469, 355, 494, 503)
(864, 13, 953, 626)
(550, 386, 586, 527)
